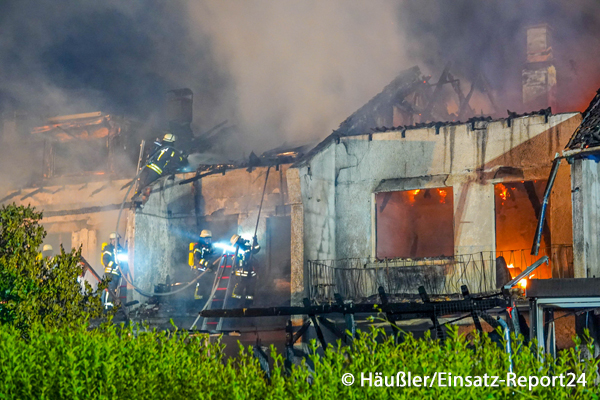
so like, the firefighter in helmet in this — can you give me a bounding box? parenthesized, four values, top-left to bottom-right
(101, 232, 127, 309)
(132, 132, 189, 207)
(36, 244, 55, 271)
(189, 229, 215, 300)
(230, 234, 260, 302)
(41, 244, 54, 260)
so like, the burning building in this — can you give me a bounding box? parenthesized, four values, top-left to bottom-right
(0, 24, 592, 323)
(564, 89, 600, 278)
(0, 111, 142, 290)
(289, 94, 579, 305)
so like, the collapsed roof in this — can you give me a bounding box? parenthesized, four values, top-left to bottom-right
(295, 65, 497, 167)
(31, 112, 120, 142)
(566, 88, 600, 150)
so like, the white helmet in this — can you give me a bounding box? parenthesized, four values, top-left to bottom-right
(200, 230, 212, 238)
(162, 132, 177, 143)
(109, 232, 120, 240)
(230, 234, 241, 245)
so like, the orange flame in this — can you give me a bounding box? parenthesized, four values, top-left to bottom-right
(518, 279, 527, 289)
(407, 189, 421, 204)
(498, 184, 509, 204)
(507, 264, 528, 289)
(437, 188, 447, 203)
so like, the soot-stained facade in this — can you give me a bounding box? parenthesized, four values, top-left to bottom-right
(289, 110, 580, 305)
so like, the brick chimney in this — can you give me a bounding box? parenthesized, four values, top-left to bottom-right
(522, 24, 557, 111)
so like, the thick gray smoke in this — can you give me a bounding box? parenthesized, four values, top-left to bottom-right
(397, 0, 600, 113)
(185, 1, 411, 152)
(1, 0, 599, 167)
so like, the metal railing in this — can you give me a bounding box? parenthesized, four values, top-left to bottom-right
(307, 245, 573, 303)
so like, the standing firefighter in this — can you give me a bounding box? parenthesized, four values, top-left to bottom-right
(189, 229, 214, 300)
(102, 232, 127, 309)
(37, 244, 54, 262)
(37, 244, 55, 270)
(132, 132, 189, 207)
(230, 234, 260, 302)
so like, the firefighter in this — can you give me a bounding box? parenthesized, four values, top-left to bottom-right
(132, 132, 189, 207)
(36, 244, 55, 271)
(41, 244, 54, 260)
(230, 234, 260, 302)
(101, 232, 127, 309)
(189, 229, 215, 300)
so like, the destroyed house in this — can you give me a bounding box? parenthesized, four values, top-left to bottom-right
(1, 112, 140, 290)
(564, 88, 600, 278)
(288, 78, 580, 305)
(125, 149, 308, 309)
(31, 111, 139, 180)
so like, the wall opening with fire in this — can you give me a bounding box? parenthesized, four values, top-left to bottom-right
(494, 180, 552, 280)
(376, 188, 454, 259)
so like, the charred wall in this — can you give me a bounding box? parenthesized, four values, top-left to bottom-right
(129, 165, 293, 308)
(292, 112, 581, 302)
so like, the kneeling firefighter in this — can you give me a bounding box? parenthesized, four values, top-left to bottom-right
(102, 232, 128, 309)
(189, 229, 215, 300)
(132, 132, 189, 207)
(230, 234, 260, 302)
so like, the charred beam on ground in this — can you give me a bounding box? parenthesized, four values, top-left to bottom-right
(304, 298, 328, 350)
(378, 286, 401, 339)
(419, 286, 445, 340)
(317, 316, 346, 341)
(335, 293, 356, 342)
(253, 339, 271, 380)
(462, 285, 483, 333)
(200, 296, 508, 319)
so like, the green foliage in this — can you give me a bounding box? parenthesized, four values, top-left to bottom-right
(0, 203, 109, 334)
(0, 322, 598, 399)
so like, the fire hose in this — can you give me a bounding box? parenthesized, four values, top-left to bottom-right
(114, 159, 271, 298)
(114, 165, 208, 297)
(247, 165, 271, 265)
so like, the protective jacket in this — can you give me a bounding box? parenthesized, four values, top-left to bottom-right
(145, 145, 188, 177)
(191, 242, 214, 271)
(234, 240, 260, 277)
(102, 244, 125, 276)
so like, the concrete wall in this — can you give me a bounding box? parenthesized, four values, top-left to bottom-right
(571, 156, 600, 278)
(292, 112, 581, 302)
(130, 165, 293, 306)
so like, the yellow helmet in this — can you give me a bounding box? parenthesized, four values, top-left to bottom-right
(230, 234, 241, 245)
(42, 244, 53, 252)
(162, 132, 177, 143)
(200, 230, 212, 238)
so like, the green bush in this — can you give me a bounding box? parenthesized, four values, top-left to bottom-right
(0, 322, 597, 399)
(0, 204, 108, 335)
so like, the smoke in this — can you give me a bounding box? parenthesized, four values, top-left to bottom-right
(185, 1, 411, 152)
(1, 0, 600, 167)
(397, 0, 600, 113)
(186, 0, 600, 150)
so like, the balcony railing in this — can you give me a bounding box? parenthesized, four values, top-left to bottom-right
(307, 245, 573, 303)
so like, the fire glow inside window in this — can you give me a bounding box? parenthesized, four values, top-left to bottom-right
(494, 180, 552, 279)
(375, 188, 454, 259)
